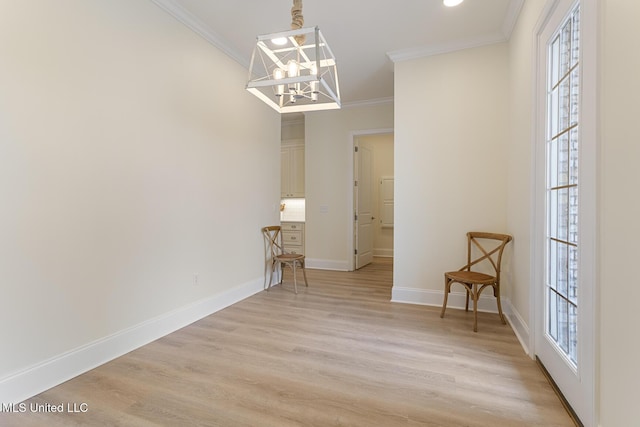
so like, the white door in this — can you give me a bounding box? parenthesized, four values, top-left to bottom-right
(355, 143, 373, 269)
(534, 1, 596, 425)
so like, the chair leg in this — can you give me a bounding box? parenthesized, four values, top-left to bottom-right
(440, 277, 450, 318)
(267, 261, 275, 291)
(465, 288, 470, 312)
(292, 262, 298, 294)
(473, 283, 479, 333)
(301, 261, 309, 287)
(495, 285, 507, 325)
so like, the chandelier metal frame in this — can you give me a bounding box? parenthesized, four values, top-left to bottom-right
(246, 26, 341, 113)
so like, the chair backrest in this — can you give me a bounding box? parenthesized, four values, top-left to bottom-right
(463, 232, 513, 280)
(262, 225, 284, 259)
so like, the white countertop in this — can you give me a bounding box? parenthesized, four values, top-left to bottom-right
(280, 198, 305, 222)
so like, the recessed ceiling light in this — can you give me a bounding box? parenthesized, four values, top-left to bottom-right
(271, 37, 288, 46)
(443, 0, 464, 7)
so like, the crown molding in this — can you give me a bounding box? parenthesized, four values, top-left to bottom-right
(150, 0, 249, 68)
(387, 32, 507, 63)
(502, 0, 525, 39)
(387, 0, 525, 63)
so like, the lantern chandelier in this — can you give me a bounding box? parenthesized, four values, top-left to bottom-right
(245, 0, 341, 113)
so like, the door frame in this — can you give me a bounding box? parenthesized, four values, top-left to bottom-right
(531, 0, 598, 425)
(347, 128, 394, 271)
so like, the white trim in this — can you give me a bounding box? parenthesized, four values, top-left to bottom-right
(0, 277, 265, 405)
(149, 0, 249, 68)
(304, 258, 349, 271)
(373, 248, 394, 258)
(391, 286, 509, 313)
(508, 304, 532, 355)
(386, 0, 525, 63)
(387, 33, 506, 63)
(502, 0, 526, 39)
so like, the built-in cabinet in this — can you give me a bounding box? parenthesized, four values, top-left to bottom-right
(281, 139, 305, 198)
(281, 222, 304, 255)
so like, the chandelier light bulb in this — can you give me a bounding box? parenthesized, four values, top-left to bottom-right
(273, 68, 285, 96)
(310, 61, 319, 100)
(287, 60, 300, 77)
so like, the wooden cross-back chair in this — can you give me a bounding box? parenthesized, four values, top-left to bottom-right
(440, 232, 513, 332)
(262, 225, 308, 294)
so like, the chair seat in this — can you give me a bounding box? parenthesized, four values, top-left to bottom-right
(276, 253, 305, 261)
(445, 270, 496, 285)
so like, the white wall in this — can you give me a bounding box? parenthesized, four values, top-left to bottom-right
(393, 43, 510, 306)
(304, 103, 394, 270)
(506, 0, 547, 349)
(599, 2, 640, 425)
(0, 0, 280, 402)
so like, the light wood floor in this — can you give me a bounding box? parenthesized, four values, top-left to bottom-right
(1, 258, 575, 426)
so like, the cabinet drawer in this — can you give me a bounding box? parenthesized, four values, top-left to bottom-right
(284, 246, 304, 255)
(282, 230, 303, 245)
(281, 222, 303, 231)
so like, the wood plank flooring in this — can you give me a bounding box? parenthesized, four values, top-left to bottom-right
(1, 258, 575, 426)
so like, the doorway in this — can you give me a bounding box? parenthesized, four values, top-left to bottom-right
(352, 131, 394, 270)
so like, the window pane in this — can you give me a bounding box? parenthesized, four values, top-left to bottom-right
(557, 243, 568, 297)
(551, 36, 560, 86)
(560, 20, 571, 78)
(558, 133, 569, 187)
(550, 87, 559, 138)
(558, 294, 569, 353)
(546, 4, 580, 370)
(559, 77, 571, 132)
(549, 190, 558, 238)
(548, 137, 559, 188)
(569, 302, 578, 364)
(557, 188, 569, 241)
(570, 68, 580, 126)
(548, 240, 557, 290)
(549, 289, 558, 340)
(571, 10, 580, 67)
(569, 127, 579, 185)
(569, 245, 578, 304)
(569, 185, 579, 244)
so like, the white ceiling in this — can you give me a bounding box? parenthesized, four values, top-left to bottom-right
(153, 0, 524, 106)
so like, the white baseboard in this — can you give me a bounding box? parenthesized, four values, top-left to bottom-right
(373, 248, 394, 257)
(391, 286, 530, 355)
(391, 286, 504, 313)
(304, 258, 349, 271)
(505, 305, 531, 356)
(0, 277, 265, 405)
